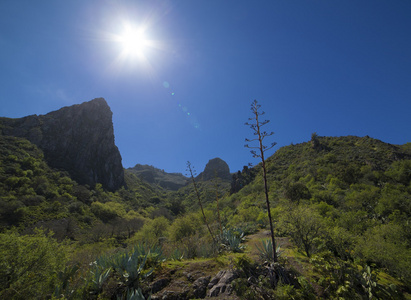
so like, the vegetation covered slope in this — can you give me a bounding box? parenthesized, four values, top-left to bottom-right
(224, 135, 411, 295)
(0, 134, 171, 241)
(127, 164, 188, 191)
(1, 134, 410, 299)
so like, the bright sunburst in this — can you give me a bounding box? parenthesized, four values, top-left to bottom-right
(119, 27, 148, 58)
(114, 23, 152, 60)
(106, 20, 165, 74)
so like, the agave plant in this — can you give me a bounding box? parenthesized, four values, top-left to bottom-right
(132, 243, 165, 267)
(111, 250, 153, 288)
(168, 248, 184, 261)
(219, 228, 246, 253)
(91, 243, 158, 294)
(53, 264, 80, 299)
(255, 239, 282, 262)
(89, 266, 112, 294)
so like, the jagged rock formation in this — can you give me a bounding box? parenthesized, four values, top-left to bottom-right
(230, 165, 257, 194)
(197, 157, 231, 181)
(0, 98, 124, 191)
(128, 164, 188, 190)
(207, 270, 237, 297)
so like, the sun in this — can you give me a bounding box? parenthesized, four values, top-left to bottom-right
(107, 20, 164, 73)
(117, 24, 150, 59)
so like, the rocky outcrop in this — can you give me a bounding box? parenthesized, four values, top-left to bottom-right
(150, 269, 238, 300)
(230, 165, 257, 194)
(193, 276, 211, 298)
(207, 270, 237, 297)
(197, 158, 231, 181)
(0, 98, 124, 191)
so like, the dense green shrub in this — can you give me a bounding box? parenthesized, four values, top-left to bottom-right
(0, 230, 67, 299)
(168, 213, 200, 242)
(132, 216, 169, 245)
(355, 223, 411, 283)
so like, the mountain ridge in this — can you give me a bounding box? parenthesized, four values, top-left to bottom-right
(128, 157, 232, 191)
(128, 164, 188, 191)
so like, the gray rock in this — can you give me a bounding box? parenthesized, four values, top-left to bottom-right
(192, 276, 211, 298)
(152, 280, 190, 300)
(208, 270, 237, 297)
(208, 270, 224, 289)
(183, 271, 194, 282)
(150, 278, 170, 293)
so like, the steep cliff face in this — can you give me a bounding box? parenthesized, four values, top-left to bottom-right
(0, 98, 124, 191)
(197, 157, 231, 181)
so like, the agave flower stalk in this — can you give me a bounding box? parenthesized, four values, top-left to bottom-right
(186, 161, 216, 244)
(245, 100, 278, 262)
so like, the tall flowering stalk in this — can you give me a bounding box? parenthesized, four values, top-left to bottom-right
(245, 100, 278, 262)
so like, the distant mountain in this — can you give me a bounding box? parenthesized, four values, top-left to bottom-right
(128, 164, 188, 191)
(196, 157, 231, 181)
(128, 158, 232, 191)
(0, 98, 124, 191)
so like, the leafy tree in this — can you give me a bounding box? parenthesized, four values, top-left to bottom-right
(280, 205, 323, 257)
(245, 100, 278, 262)
(91, 201, 121, 223)
(168, 213, 201, 242)
(284, 182, 311, 204)
(311, 132, 321, 151)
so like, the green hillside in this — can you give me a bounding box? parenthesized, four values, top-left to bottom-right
(127, 164, 188, 191)
(1, 134, 410, 299)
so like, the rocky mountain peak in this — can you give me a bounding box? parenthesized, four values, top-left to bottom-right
(0, 98, 124, 191)
(197, 157, 231, 181)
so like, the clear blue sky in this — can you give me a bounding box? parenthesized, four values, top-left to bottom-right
(1, 1, 410, 175)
